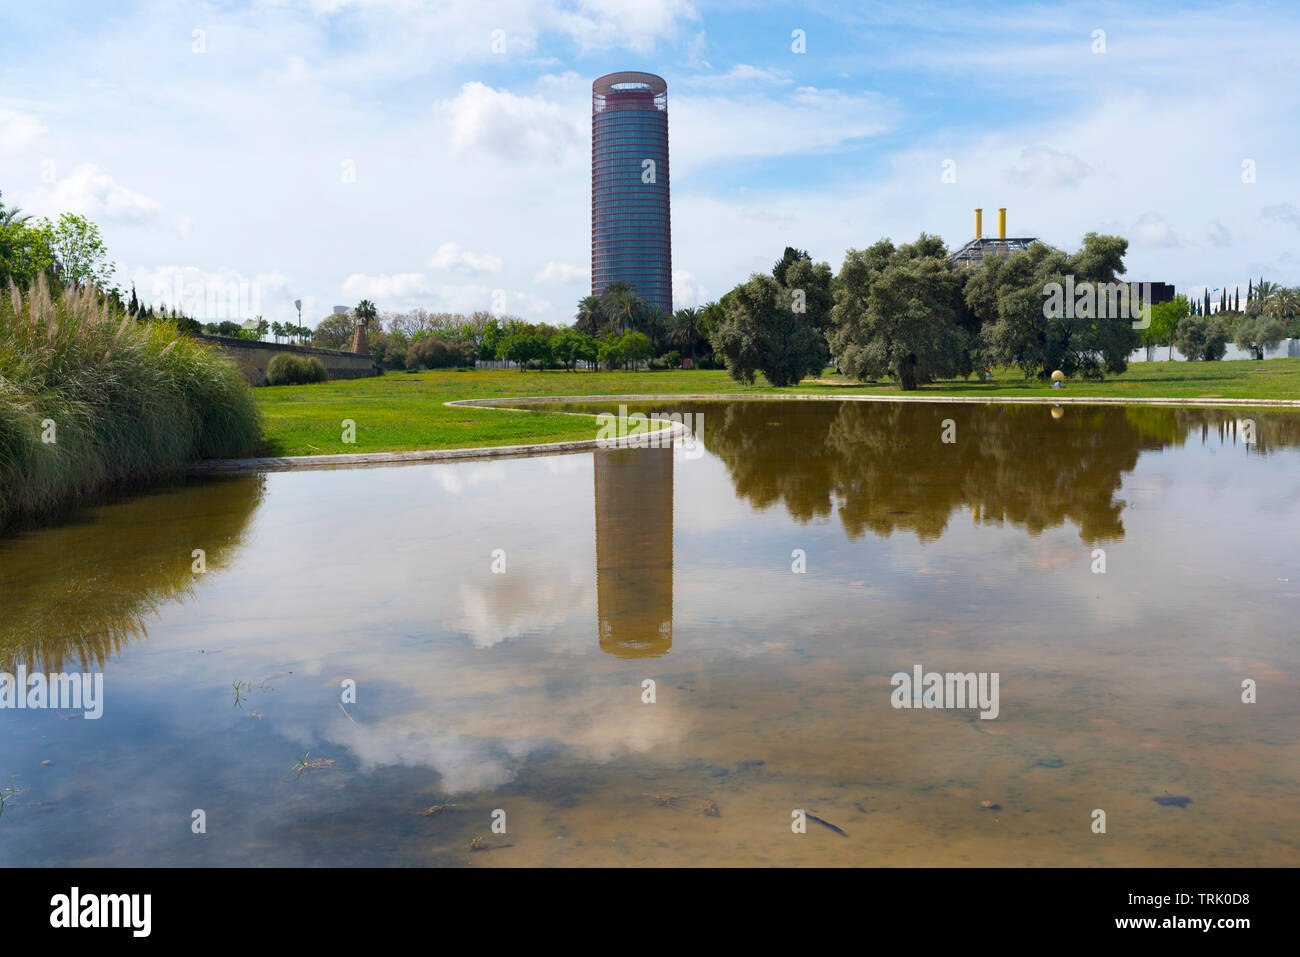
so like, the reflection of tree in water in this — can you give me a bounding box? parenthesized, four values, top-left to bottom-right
(706, 402, 1300, 546)
(1125, 406, 1300, 456)
(0, 475, 265, 674)
(699, 401, 842, 524)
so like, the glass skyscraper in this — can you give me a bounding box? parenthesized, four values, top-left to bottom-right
(591, 72, 672, 316)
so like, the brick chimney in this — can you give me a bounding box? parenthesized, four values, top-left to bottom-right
(349, 322, 369, 355)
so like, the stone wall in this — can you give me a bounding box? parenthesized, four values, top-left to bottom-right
(196, 335, 379, 386)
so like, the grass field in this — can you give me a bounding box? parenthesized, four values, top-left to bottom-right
(253, 359, 1300, 457)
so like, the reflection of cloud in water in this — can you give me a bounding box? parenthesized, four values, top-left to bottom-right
(541, 454, 589, 475)
(454, 568, 591, 648)
(430, 461, 507, 495)
(290, 679, 692, 795)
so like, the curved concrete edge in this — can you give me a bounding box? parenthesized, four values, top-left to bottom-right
(449, 392, 1300, 409)
(190, 417, 687, 474)
(192, 389, 1299, 474)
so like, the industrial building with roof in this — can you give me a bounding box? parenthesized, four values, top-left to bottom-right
(948, 208, 1174, 306)
(947, 207, 1050, 268)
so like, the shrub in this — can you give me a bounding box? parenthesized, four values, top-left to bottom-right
(266, 352, 328, 385)
(406, 336, 473, 370)
(1175, 316, 1228, 361)
(1233, 317, 1286, 360)
(382, 338, 408, 369)
(0, 276, 261, 529)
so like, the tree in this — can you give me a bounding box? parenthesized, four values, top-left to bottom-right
(666, 307, 706, 365)
(354, 299, 378, 330)
(639, 304, 669, 353)
(695, 299, 727, 365)
(47, 213, 114, 289)
(575, 331, 599, 369)
(1233, 316, 1286, 360)
(830, 234, 970, 390)
(967, 232, 1139, 380)
(574, 295, 608, 338)
(597, 337, 624, 371)
(711, 249, 833, 387)
(1176, 315, 1228, 360)
(406, 336, 473, 369)
(499, 331, 549, 370)
(772, 246, 812, 286)
(550, 329, 597, 371)
(1146, 295, 1189, 360)
(599, 281, 643, 335)
(0, 191, 30, 227)
(0, 216, 55, 290)
(476, 317, 501, 360)
(620, 331, 654, 370)
(313, 312, 355, 350)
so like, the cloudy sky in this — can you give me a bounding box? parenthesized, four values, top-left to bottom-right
(2, 0, 1298, 327)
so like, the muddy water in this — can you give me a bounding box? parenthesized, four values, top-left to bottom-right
(0, 402, 1297, 866)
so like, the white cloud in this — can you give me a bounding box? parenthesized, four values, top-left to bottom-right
(1208, 220, 1233, 247)
(434, 81, 581, 163)
(0, 107, 46, 153)
(38, 163, 161, 224)
(341, 272, 430, 300)
(1006, 147, 1093, 187)
(672, 86, 899, 172)
(431, 461, 508, 495)
(429, 241, 502, 274)
(1132, 212, 1179, 248)
(672, 270, 708, 308)
(556, 0, 699, 53)
(683, 63, 794, 87)
(534, 261, 587, 283)
(1261, 203, 1300, 231)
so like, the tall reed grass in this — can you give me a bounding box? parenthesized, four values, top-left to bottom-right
(0, 277, 261, 529)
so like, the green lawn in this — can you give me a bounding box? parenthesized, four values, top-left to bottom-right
(252, 359, 1300, 457)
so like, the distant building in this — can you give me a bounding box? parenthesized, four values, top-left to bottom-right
(1139, 282, 1175, 306)
(948, 208, 1054, 268)
(591, 71, 673, 316)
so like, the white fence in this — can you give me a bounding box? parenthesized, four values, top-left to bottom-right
(1129, 338, 1299, 362)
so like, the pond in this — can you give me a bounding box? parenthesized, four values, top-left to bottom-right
(1, 400, 1297, 866)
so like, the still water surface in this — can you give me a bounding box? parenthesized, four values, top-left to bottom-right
(1, 401, 1297, 866)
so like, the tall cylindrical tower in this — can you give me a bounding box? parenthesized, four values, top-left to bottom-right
(591, 72, 672, 317)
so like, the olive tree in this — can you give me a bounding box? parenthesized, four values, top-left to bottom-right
(829, 235, 971, 390)
(1233, 316, 1286, 360)
(711, 251, 833, 387)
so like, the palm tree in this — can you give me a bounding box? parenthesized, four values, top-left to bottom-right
(354, 299, 378, 330)
(1269, 287, 1300, 327)
(0, 190, 31, 227)
(638, 305, 669, 352)
(574, 295, 606, 337)
(1250, 280, 1281, 316)
(599, 281, 643, 335)
(666, 307, 704, 364)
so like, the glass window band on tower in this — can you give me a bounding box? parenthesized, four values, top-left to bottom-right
(591, 72, 672, 316)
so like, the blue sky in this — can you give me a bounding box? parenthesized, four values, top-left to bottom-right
(2, 0, 1298, 326)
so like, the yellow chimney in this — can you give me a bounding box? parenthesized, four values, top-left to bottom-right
(998, 207, 1006, 239)
(974, 208, 982, 239)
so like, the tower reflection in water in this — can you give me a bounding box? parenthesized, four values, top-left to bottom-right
(593, 445, 674, 658)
